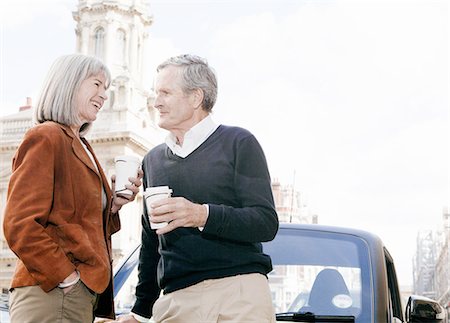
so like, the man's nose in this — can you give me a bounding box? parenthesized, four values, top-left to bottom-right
(154, 95, 162, 109)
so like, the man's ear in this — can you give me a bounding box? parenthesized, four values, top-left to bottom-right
(191, 88, 204, 109)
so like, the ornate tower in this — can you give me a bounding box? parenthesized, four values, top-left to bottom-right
(72, 0, 160, 139)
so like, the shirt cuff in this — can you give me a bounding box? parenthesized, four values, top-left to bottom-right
(131, 312, 151, 323)
(198, 204, 209, 232)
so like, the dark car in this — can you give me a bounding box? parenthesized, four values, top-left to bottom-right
(1, 223, 448, 323)
(113, 223, 448, 323)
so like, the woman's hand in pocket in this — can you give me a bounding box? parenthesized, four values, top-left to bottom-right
(59, 270, 79, 294)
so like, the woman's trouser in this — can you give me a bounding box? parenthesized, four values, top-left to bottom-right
(9, 280, 97, 323)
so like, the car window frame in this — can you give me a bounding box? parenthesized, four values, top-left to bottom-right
(384, 247, 404, 322)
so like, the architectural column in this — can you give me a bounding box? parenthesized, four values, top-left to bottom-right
(104, 20, 115, 67)
(141, 31, 150, 87)
(80, 24, 90, 55)
(129, 23, 138, 78)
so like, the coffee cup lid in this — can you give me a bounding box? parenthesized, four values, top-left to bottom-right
(114, 155, 141, 163)
(145, 186, 172, 192)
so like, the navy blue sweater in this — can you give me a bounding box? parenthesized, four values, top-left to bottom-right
(132, 125, 279, 318)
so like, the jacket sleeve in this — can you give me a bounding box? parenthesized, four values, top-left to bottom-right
(108, 211, 121, 236)
(3, 129, 75, 291)
(203, 134, 279, 243)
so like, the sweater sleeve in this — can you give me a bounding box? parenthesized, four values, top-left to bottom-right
(203, 133, 279, 243)
(3, 128, 76, 291)
(131, 163, 161, 319)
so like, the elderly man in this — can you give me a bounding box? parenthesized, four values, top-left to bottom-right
(118, 54, 278, 323)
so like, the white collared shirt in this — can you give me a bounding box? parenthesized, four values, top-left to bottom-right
(165, 115, 219, 158)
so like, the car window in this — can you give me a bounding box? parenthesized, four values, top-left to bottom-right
(263, 228, 372, 322)
(115, 265, 138, 316)
(270, 265, 361, 314)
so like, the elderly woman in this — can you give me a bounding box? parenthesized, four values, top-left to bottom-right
(3, 54, 142, 322)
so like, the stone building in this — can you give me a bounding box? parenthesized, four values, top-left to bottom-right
(413, 208, 450, 313)
(434, 209, 450, 314)
(271, 178, 318, 224)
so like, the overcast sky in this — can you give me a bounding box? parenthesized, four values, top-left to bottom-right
(1, 0, 449, 287)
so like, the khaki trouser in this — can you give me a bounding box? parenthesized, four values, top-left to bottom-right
(152, 273, 276, 323)
(9, 280, 97, 323)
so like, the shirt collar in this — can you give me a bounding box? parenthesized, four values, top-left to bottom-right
(165, 115, 219, 158)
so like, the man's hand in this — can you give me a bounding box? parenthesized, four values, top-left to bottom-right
(149, 197, 208, 234)
(111, 169, 144, 213)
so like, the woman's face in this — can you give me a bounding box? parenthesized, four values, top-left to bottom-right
(75, 72, 108, 124)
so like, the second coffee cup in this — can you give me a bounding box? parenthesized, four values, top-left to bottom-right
(144, 186, 173, 229)
(114, 155, 141, 198)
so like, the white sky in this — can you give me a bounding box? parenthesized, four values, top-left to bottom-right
(0, 0, 449, 287)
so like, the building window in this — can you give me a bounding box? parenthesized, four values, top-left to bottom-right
(94, 27, 105, 59)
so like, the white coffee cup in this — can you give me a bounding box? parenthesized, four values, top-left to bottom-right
(144, 186, 173, 229)
(114, 155, 141, 198)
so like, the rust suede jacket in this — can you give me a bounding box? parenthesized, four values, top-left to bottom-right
(3, 121, 120, 319)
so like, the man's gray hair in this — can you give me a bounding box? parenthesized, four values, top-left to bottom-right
(34, 54, 111, 135)
(157, 54, 218, 112)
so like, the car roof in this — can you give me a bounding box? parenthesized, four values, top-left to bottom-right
(278, 223, 384, 246)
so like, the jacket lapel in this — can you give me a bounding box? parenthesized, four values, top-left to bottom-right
(61, 124, 113, 228)
(61, 125, 100, 176)
(82, 138, 113, 198)
(81, 138, 113, 225)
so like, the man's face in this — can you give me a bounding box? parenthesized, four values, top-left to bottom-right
(153, 65, 198, 134)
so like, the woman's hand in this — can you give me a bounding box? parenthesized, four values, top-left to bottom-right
(59, 270, 79, 294)
(111, 169, 143, 214)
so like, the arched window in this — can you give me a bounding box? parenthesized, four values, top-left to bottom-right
(115, 29, 126, 65)
(94, 27, 105, 59)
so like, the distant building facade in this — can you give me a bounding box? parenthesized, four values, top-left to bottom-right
(413, 208, 450, 313)
(269, 179, 318, 313)
(271, 178, 318, 224)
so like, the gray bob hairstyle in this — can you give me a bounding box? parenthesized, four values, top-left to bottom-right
(157, 54, 218, 112)
(34, 54, 111, 135)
